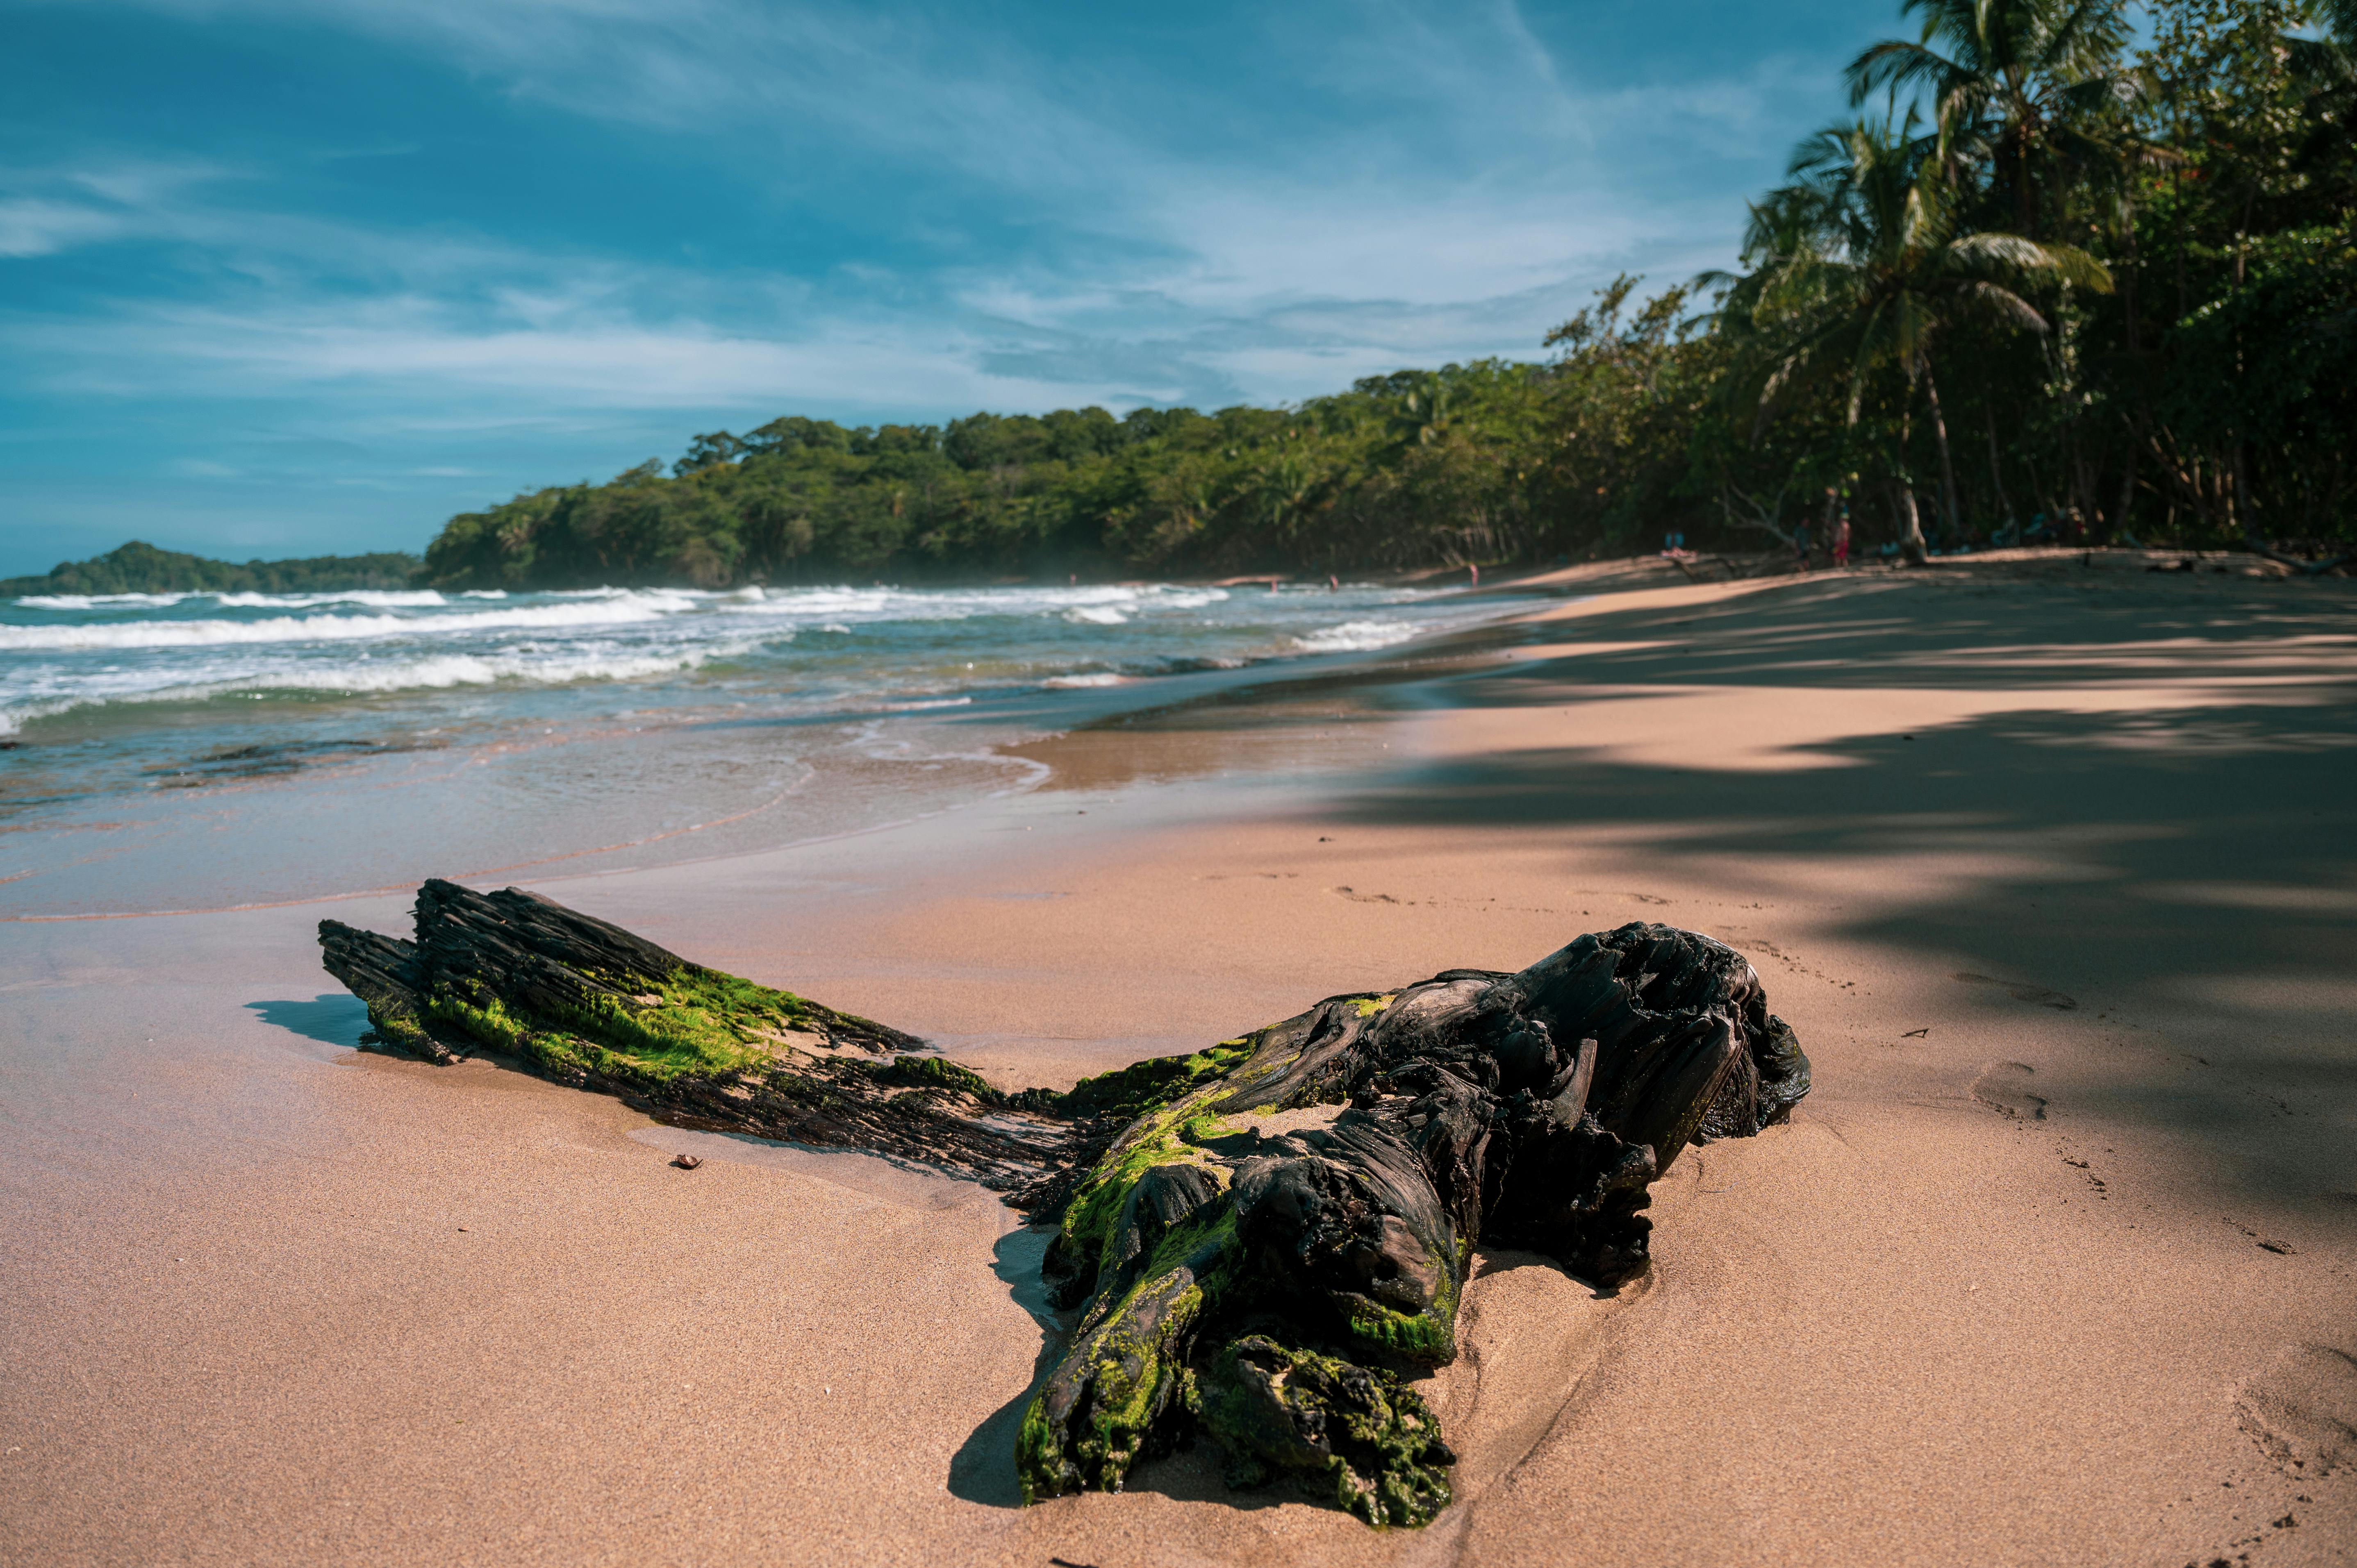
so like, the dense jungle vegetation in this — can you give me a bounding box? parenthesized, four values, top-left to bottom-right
(419, 0, 2357, 589)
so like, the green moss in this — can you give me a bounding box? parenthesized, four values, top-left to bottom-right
(1051, 1040, 1260, 1272)
(647, 965, 849, 1040)
(1070, 1273, 1206, 1483)
(424, 990, 536, 1054)
(1339, 1242, 1460, 1365)
(1350, 993, 1397, 1018)
(1059, 1100, 1216, 1267)
(1181, 1109, 1245, 1144)
(414, 962, 854, 1087)
(1059, 1083, 1261, 1261)
(1055, 1042, 1253, 1123)
(871, 1053, 999, 1099)
(1018, 1205, 1240, 1502)
(1144, 1204, 1240, 1295)
(365, 1000, 428, 1051)
(1014, 1393, 1060, 1505)
(1016, 1268, 1209, 1500)
(1199, 1335, 1454, 1527)
(577, 965, 829, 1070)
(1342, 1292, 1455, 1363)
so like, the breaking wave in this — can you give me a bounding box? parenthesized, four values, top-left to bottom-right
(1292, 618, 1423, 653)
(0, 577, 1477, 740)
(0, 591, 701, 650)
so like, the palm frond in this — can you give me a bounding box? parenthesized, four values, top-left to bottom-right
(1947, 279, 2050, 332)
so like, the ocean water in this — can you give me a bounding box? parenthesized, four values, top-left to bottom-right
(0, 579, 1510, 916)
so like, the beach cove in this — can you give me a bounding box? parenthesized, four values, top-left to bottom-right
(3, 554, 2353, 1567)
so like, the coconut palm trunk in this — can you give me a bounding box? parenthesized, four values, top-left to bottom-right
(1895, 400, 1929, 565)
(1985, 406, 2017, 532)
(1897, 482, 1929, 564)
(1920, 359, 1963, 543)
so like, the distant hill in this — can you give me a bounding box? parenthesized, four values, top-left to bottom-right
(2, 540, 423, 598)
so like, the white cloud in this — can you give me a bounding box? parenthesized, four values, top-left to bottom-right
(0, 198, 130, 257)
(9, 291, 1158, 418)
(5, 0, 1852, 424)
(0, 159, 250, 255)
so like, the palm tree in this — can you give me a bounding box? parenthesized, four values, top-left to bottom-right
(1846, 0, 2143, 240)
(2292, 0, 2357, 71)
(2285, 0, 2357, 223)
(1384, 373, 1457, 452)
(1730, 114, 2112, 562)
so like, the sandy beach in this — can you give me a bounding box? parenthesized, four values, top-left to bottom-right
(4, 555, 2353, 1567)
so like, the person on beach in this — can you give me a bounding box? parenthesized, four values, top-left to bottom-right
(1792, 521, 1811, 571)
(1833, 511, 1852, 568)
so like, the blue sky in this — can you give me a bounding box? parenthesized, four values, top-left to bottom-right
(2, 0, 1900, 572)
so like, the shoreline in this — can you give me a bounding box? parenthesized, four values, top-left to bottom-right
(0, 575, 1536, 921)
(3, 560, 2353, 1566)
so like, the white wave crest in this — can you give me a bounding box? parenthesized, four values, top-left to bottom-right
(1143, 587, 1228, 609)
(0, 642, 745, 734)
(1042, 672, 1126, 688)
(16, 588, 450, 611)
(274, 647, 730, 693)
(0, 591, 701, 650)
(1292, 619, 1421, 653)
(210, 589, 450, 609)
(1064, 606, 1128, 625)
(15, 591, 195, 609)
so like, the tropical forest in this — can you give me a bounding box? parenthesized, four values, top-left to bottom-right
(416, 0, 2357, 589)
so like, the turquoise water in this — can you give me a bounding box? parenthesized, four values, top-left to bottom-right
(0, 579, 1508, 915)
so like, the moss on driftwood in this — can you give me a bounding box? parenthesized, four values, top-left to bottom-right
(319, 879, 1059, 1184)
(320, 880, 1810, 1528)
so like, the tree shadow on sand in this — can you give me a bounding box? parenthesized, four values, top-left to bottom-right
(1317, 573, 2357, 1206)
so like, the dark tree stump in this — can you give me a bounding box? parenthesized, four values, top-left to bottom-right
(320, 881, 1810, 1528)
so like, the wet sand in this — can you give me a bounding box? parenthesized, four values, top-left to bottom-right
(4, 556, 2353, 1566)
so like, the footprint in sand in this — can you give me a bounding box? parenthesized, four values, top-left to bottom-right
(1954, 972, 2077, 1010)
(2237, 1345, 2357, 1477)
(1971, 1060, 2048, 1120)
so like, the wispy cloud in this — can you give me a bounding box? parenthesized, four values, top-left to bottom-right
(0, 198, 128, 258)
(1, 0, 1881, 561)
(0, 159, 243, 256)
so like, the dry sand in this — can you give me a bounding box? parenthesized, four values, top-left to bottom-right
(4, 557, 2353, 1567)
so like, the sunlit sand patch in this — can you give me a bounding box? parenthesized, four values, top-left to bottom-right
(2139, 881, 2357, 915)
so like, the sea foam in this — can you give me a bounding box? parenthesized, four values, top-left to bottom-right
(0, 591, 700, 650)
(1292, 619, 1422, 653)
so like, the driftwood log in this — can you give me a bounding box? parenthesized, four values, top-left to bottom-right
(320, 879, 1810, 1527)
